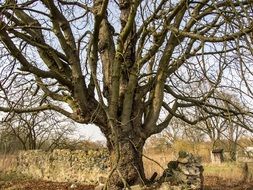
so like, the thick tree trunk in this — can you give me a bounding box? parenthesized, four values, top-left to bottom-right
(106, 136, 146, 190)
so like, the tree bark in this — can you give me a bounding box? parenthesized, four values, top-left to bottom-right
(106, 133, 146, 190)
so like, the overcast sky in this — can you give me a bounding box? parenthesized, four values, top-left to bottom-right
(76, 124, 106, 142)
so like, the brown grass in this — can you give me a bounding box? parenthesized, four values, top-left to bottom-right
(143, 150, 253, 183)
(204, 163, 244, 180)
(143, 150, 176, 178)
(0, 154, 17, 173)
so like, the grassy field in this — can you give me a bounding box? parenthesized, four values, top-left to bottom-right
(143, 150, 253, 178)
(204, 162, 251, 179)
(143, 150, 253, 189)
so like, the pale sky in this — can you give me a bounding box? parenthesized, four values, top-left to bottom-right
(76, 124, 107, 142)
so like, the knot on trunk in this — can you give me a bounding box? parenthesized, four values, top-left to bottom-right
(119, 1, 131, 9)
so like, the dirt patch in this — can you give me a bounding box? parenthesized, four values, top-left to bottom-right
(1, 176, 253, 190)
(0, 180, 94, 190)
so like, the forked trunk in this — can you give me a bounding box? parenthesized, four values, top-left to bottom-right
(106, 135, 146, 190)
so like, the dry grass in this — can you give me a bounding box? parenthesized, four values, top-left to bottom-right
(143, 150, 176, 178)
(0, 155, 27, 186)
(143, 150, 253, 183)
(204, 162, 253, 182)
(0, 154, 17, 173)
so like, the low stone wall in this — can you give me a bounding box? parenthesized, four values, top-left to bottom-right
(15, 149, 204, 189)
(16, 149, 109, 184)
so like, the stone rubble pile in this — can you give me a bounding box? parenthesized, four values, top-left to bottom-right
(158, 151, 204, 190)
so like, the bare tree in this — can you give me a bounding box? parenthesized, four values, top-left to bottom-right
(0, 110, 75, 152)
(219, 93, 248, 161)
(199, 114, 227, 148)
(189, 92, 250, 160)
(226, 120, 246, 161)
(162, 117, 184, 144)
(163, 117, 206, 144)
(0, 0, 253, 188)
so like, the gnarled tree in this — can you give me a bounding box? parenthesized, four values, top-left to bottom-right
(1, 0, 253, 189)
